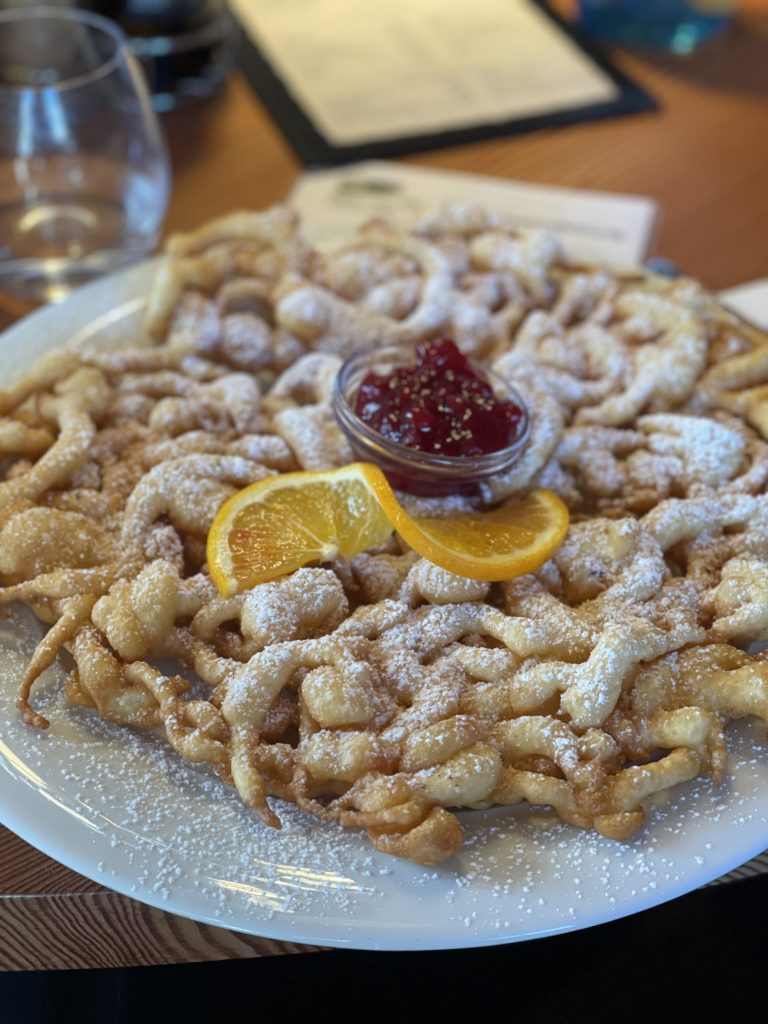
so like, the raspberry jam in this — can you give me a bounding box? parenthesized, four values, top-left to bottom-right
(333, 341, 530, 497)
(354, 339, 524, 458)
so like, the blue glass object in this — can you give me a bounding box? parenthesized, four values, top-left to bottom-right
(577, 1, 735, 53)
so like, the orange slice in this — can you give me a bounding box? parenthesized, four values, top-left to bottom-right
(207, 462, 569, 595)
(383, 486, 569, 583)
(207, 463, 394, 596)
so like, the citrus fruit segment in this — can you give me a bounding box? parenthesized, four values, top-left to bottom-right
(207, 463, 395, 596)
(390, 488, 570, 582)
(207, 461, 569, 595)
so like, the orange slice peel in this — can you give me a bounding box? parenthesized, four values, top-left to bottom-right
(207, 462, 569, 596)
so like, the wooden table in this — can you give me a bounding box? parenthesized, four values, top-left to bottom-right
(2, 1, 768, 972)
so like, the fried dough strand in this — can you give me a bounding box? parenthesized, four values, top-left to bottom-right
(3, 203, 768, 866)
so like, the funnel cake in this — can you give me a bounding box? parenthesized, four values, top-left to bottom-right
(2, 204, 768, 865)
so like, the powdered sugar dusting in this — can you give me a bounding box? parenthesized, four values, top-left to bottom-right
(2, 249, 768, 952)
(2, 601, 767, 950)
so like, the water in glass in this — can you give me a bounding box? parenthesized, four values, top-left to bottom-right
(0, 7, 170, 303)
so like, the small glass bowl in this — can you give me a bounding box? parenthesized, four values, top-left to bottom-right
(332, 343, 531, 497)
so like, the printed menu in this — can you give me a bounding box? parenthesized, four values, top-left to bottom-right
(232, 0, 654, 163)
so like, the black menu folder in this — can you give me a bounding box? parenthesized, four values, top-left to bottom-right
(232, 0, 655, 167)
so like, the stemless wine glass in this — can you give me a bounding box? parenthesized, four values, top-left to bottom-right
(0, 7, 171, 303)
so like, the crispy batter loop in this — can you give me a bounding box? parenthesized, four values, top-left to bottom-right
(3, 204, 768, 866)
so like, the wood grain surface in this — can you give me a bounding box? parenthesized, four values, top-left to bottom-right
(1, 0, 767, 971)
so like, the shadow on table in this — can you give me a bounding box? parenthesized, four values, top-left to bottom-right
(160, 89, 232, 171)
(2, 871, 767, 1024)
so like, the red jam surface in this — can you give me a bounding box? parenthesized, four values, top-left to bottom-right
(354, 339, 524, 457)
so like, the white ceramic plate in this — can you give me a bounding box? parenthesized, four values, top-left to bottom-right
(1, 264, 768, 952)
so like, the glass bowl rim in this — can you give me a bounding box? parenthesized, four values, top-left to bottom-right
(332, 341, 532, 473)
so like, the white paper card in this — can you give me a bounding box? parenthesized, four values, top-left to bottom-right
(718, 279, 768, 330)
(289, 160, 658, 268)
(231, 0, 620, 146)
